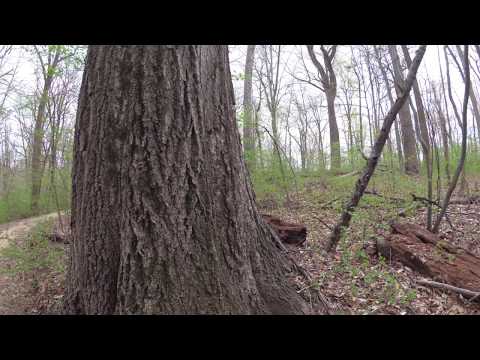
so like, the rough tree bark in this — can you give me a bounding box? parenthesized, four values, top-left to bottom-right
(388, 45, 419, 175)
(62, 45, 312, 315)
(326, 45, 426, 252)
(243, 45, 256, 170)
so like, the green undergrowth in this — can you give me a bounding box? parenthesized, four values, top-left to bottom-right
(0, 218, 66, 278)
(335, 233, 417, 310)
(0, 169, 71, 224)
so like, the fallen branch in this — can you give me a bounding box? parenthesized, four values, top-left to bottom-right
(416, 279, 480, 302)
(338, 170, 360, 178)
(364, 190, 405, 203)
(325, 46, 427, 252)
(411, 193, 440, 207)
(312, 215, 334, 231)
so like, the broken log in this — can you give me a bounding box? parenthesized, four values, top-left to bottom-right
(261, 214, 307, 246)
(376, 222, 480, 294)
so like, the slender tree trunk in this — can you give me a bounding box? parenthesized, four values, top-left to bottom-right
(373, 45, 404, 166)
(444, 46, 467, 194)
(453, 46, 480, 136)
(438, 46, 454, 149)
(402, 46, 431, 154)
(433, 46, 470, 233)
(388, 45, 419, 175)
(31, 77, 54, 214)
(306, 46, 340, 171)
(437, 103, 451, 183)
(254, 107, 264, 169)
(31, 47, 62, 214)
(243, 45, 256, 170)
(63, 45, 310, 315)
(326, 89, 341, 170)
(356, 69, 364, 152)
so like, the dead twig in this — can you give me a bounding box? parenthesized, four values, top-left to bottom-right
(312, 215, 334, 231)
(319, 197, 340, 209)
(416, 279, 480, 302)
(364, 190, 405, 203)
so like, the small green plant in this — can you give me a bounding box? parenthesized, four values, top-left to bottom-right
(364, 270, 378, 286)
(400, 289, 417, 305)
(351, 283, 359, 298)
(383, 272, 399, 305)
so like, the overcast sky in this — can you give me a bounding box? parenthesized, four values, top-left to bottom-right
(2, 45, 475, 165)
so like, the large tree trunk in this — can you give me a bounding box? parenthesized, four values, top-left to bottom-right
(242, 45, 256, 170)
(388, 45, 419, 175)
(63, 45, 310, 315)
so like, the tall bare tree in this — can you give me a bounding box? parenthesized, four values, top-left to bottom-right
(401, 45, 433, 229)
(242, 45, 256, 170)
(433, 46, 470, 233)
(306, 45, 341, 170)
(388, 45, 419, 175)
(373, 45, 404, 166)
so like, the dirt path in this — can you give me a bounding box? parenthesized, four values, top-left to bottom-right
(0, 212, 61, 315)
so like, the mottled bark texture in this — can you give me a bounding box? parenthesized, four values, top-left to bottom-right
(63, 45, 309, 315)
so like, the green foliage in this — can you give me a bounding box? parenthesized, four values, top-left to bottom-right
(0, 168, 71, 224)
(0, 218, 65, 276)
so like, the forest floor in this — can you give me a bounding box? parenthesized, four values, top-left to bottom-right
(1, 173, 480, 315)
(258, 174, 480, 315)
(0, 212, 66, 314)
